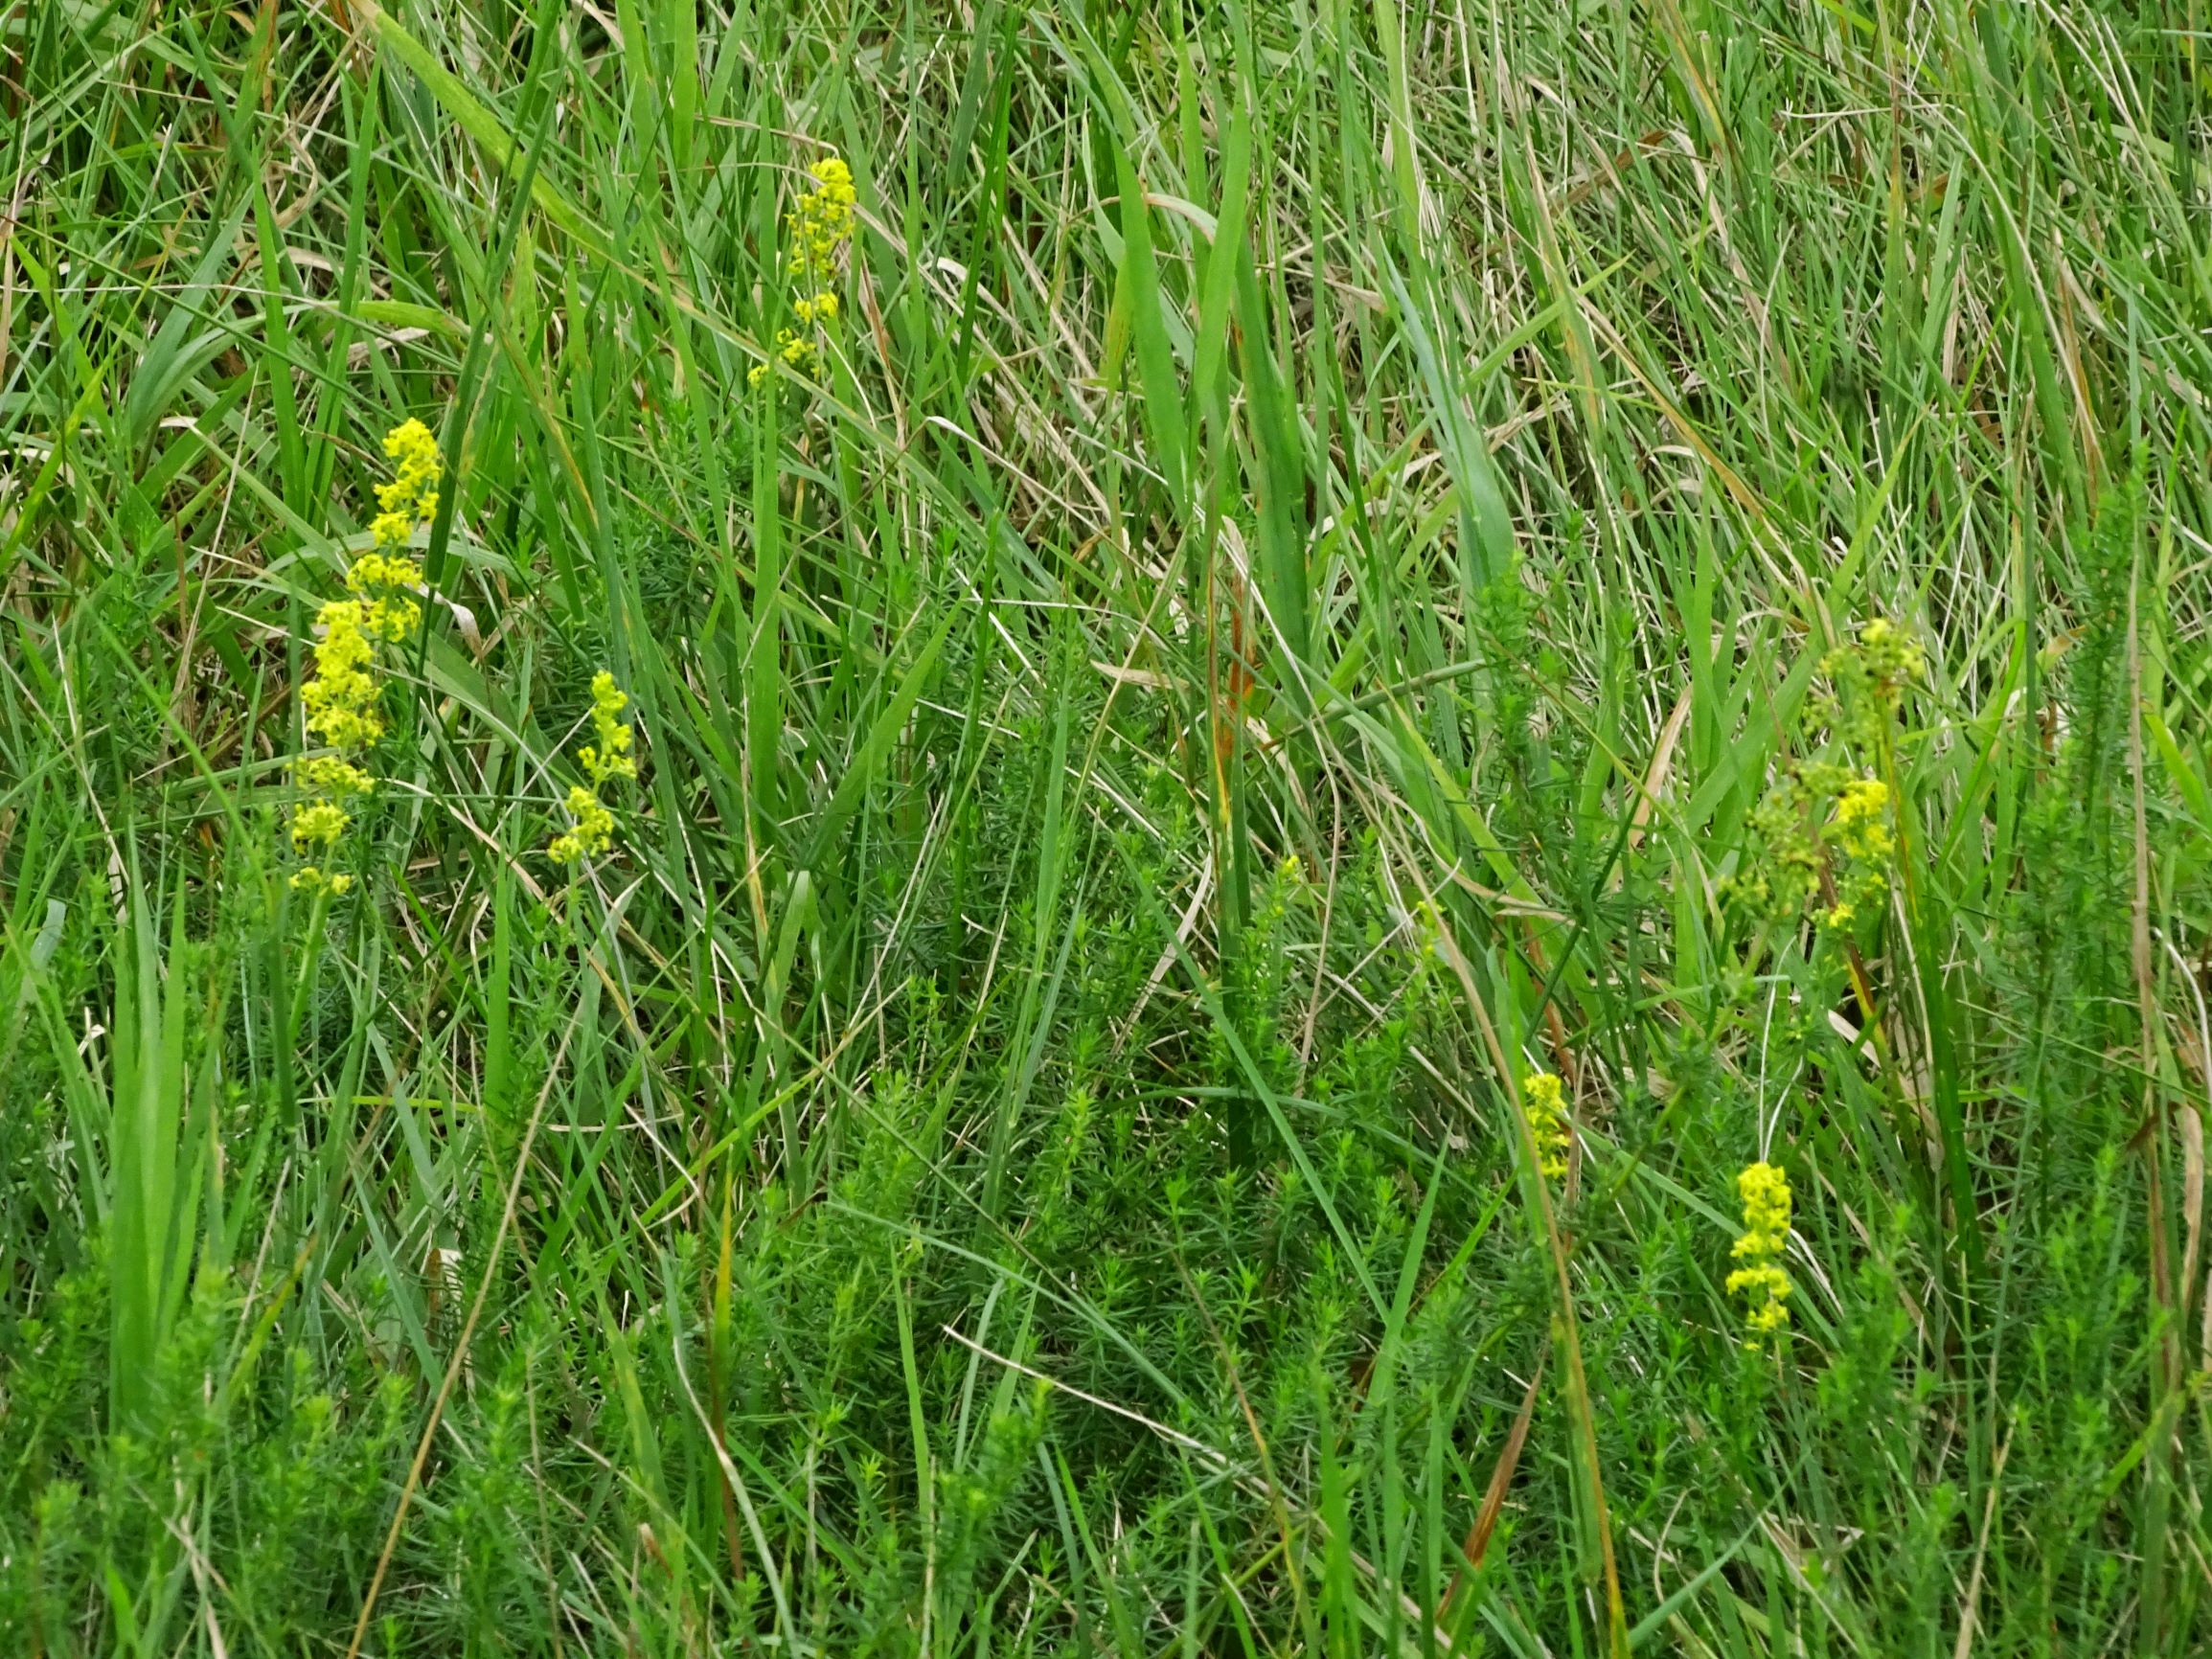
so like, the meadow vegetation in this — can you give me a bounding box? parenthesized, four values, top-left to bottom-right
(4, 0, 2212, 1652)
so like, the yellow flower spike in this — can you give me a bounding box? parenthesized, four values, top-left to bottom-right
(548, 672, 637, 865)
(312, 598, 371, 656)
(1521, 1071, 1571, 1181)
(381, 416, 437, 466)
(572, 787, 614, 852)
(1727, 1162, 1793, 1338)
(1836, 777, 1887, 820)
(758, 151, 854, 391)
(285, 417, 445, 896)
(588, 673, 633, 747)
(379, 419, 443, 516)
(1733, 1161, 1790, 1254)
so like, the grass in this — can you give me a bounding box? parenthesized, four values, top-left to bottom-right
(4, 0, 2212, 1651)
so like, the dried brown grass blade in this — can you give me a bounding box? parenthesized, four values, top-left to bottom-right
(1450, 1353, 1545, 1602)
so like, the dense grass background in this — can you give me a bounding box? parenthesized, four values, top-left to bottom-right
(6, 0, 2212, 1651)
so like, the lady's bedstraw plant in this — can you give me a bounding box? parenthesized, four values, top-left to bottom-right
(288, 420, 439, 895)
(1724, 618, 1920, 932)
(548, 672, 637, 865)
(750, 154, 856, 389)
(1725, 1161, 1793, 1338)
(1522, 1072, 1570, 1181)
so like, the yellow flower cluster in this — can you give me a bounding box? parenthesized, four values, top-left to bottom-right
(298, 602, 384, 754)
(1851, 617, 1923, 706)
(369, 418, 440, 547)
(789, 155, 857, 274)
(577, 671, 637, 786)
(1819, 616, 1923, 756)
(751, 154, 855, 388)
(549, 785, 615, 864)
(1833, 778, 1892, 862)
(1724, 1162, 1792, 1336)
(290, 419, 440, 895)
(347, 552, 426, 643)
(1726, 761, 1900, 932)
(1521, 1071, 1570, 1181)
(1726, 618, 1918, 934)
(549, 671, 637, 865)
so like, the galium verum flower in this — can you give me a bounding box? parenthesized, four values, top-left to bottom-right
(1724, 1161, 1793, 1337)
(1522, 1071, 1571, 1181)
(289, 419, 440, 895)
(752, 153, 856, 388)
(549, 671, 637, 865)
